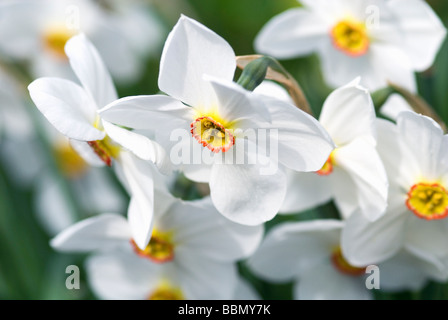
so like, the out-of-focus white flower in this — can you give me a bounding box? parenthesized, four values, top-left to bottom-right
(342, 112, 448, 281)
(380, 93, 414, 121)
(279, 78, 388, 221)
(28, 34, 169, 250)
(0, 0, 165, 83)
(100, 15, 335, 226)
(255, 0, 446, 91)
(51, 196, 263, 300)
(248, 219, 438, 300)
(0, 69, 43, 187)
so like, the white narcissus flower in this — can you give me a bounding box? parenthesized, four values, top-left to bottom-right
(247, 220, 439, 300)
(254, 0, 446, 91)
(28, 33, 169, 250)
(342, 111, 448, 280)
(100, 15, 335, 226)
(0, 0, 164, 83)
(279, 78, 388, 221)
(51, 196, 263, 300)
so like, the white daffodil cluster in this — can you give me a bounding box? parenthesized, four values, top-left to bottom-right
(1, 0, 448, 300)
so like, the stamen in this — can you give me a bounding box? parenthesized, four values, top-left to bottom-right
(191, 116, 235, 153)
(406, 183, 448, 220)
(87, 136, 120, 167)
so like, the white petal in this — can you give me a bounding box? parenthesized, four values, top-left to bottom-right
(163, 197, 263, 261)
(69, 139, 105, 167)
(247, 220, 343, 282)
(296, 263, 372, 300)
(334, 137, 388, 221)
(380, 94, 413, 122)
(50, 214, 131, 252)
(34, 173, 76, 236)
(205, 75, 271, 125)
(389, 0, 446, 71)
(233, 277, 261, 300)
(405, 215, 448, 259)
(378, 250, 429, 292)
(119, 152, 155, 249)
(397, 111, 444, 180)
(330, 167, 358, 219)
(102, 121, 172, 174)
(65, 33, 118, 107)
(281, 170, 333, 214)
(159, 15, 236, 108)
(264, 96, 335, 172)
(99, 95, 194, 132)
(341, 207, 408, 267)
(175, 251, 238, 300)
(369, 43, 417, 92)
(319, 78, 376, 146)
(254, 8, 327, 58)
(28, 78, 104, 141)
(404, 246, 448, 282)
(209, 148, 287, 225)
(86, 251, 162, 300)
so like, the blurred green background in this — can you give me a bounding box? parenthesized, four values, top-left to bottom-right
(1, 0, 448, 300)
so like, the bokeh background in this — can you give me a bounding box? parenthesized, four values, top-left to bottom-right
(1, 0, 448, 300)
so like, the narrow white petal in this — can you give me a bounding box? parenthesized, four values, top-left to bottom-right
(255, 8, 327, 58)
(50, 214, 131, 252)
(28, 78, 104, 141)
(65, 33, 118, 107)
(102, 121, 172, 174)
(319, 78, 377, 145)
(119, 152, 155, 249)
(334, 138, 388, 221)
(397, 111, 444, 180)
(159, 15, 236, 108)
(99, 95, 194, 132)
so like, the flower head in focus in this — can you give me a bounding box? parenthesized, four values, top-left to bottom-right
(254, 0, 446, 91)
(100, 15, 335, 226)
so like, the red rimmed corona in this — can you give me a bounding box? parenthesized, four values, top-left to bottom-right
(316, 153, 334, 176)
(406, 182, 448, 220)
(191, 116, 235, 153)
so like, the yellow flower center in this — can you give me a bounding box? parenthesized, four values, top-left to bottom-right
(316, 152, 334, 176)
(406, 183, 448, 220)
(147, 282, 184, 300)
(131, 229, 175, 263)
(190, 116, 235, 153)
(53, 140, 88, 178)
(331, 247, 366, 276)
(331, 20, 370, 57)
(42, 25, 76, 60)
